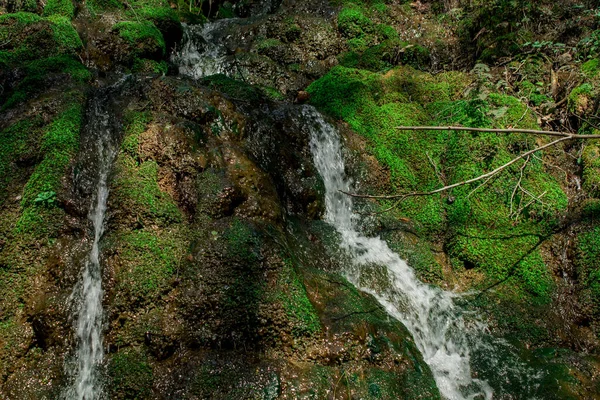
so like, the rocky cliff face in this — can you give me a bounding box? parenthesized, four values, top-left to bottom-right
(1, 0, 600, 398)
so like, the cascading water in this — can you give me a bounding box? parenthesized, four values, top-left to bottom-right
(62, 81, 124, 400)
(171, 20, 235, 79)
(304, 105, 494, 400)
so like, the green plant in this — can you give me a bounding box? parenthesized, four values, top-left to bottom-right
(33, 191, 57, 207)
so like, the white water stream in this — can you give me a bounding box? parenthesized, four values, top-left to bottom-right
(63, 90, 120, 400)
(171, 20, 234, 79)
(304, 106, 494, 400)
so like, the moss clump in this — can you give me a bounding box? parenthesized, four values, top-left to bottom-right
(113, 21, 166, 57)
(518, 80, 552, 106)
(582, 58, 600, 79)
(42, 0, 74, 18)
(121, 111, 152, 158)
(0, 12, 82, 69)
(47, 15, 83, 49)
(568, 83, 595, 116)
(582, 144, 600, 197)
(108, 349, 153, 399)
(338, 5, 374, 38)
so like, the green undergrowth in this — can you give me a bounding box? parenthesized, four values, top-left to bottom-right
(308, 64, 567, 302)
(335, 1, 430, 71)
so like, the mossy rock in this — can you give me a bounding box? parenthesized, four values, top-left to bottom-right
(112, 20, 166, 59)
(568, 83, 596, 116)
(2, 55, 90, 110)
(0, 12, 82, 69)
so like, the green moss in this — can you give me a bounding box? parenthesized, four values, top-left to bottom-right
(224, 218, 259, 262)
(132, 58, 168, 74)
(16, 102, 83, 235)
(202, 74, 264, 102)
(2, 55, 90, 110)
(133, 6, 178, 23)
(449, 226, 552, 300)
(0, 119, 42, 199)
(113, 228, 187, 303)
(109, 349, 153, 399)
(114, 157, 182, 225)
(518, 80, 552, 106)
(42, 0, 74, 18)
(121, 111, 152, 157)
(47, 15, 83, 50)
(0, 12, 82, 70)
(261, 86, 285, 101)
(274, 259, 321, 337)
(575, 226, 600, 314)
(255, 38, 283, 51)
(113, 21, 166, 56)
(568, 83, 595, 115)
(582, 144, 600, 197)
(338, 5, 373, 38)
(582, 58, 600, 78)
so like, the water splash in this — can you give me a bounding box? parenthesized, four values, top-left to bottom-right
(63, 82, 123, 400)
(171, 21, 235, 79)
(304, 105, 493, 400)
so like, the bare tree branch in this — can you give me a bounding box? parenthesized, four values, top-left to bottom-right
(394, 125, 600, 139)
(342, 135, 575, 201)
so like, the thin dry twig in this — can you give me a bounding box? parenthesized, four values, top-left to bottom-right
(395, 125, 600, 139)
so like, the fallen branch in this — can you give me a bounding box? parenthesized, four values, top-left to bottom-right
(342, 135, 575, 201)
(394, 125, 600, 139)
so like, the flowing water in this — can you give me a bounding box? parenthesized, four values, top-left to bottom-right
(303, 105, 494, 400)
(171, 20, 236, 79)
(63, 81, 124, 400)
(169, 16, 548, 398)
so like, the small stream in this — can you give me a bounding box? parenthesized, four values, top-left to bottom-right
(62, 79, 125, 400)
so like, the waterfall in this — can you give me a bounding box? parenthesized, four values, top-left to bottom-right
(62, 80, 124, 400)
(304, 105, 494, 400)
